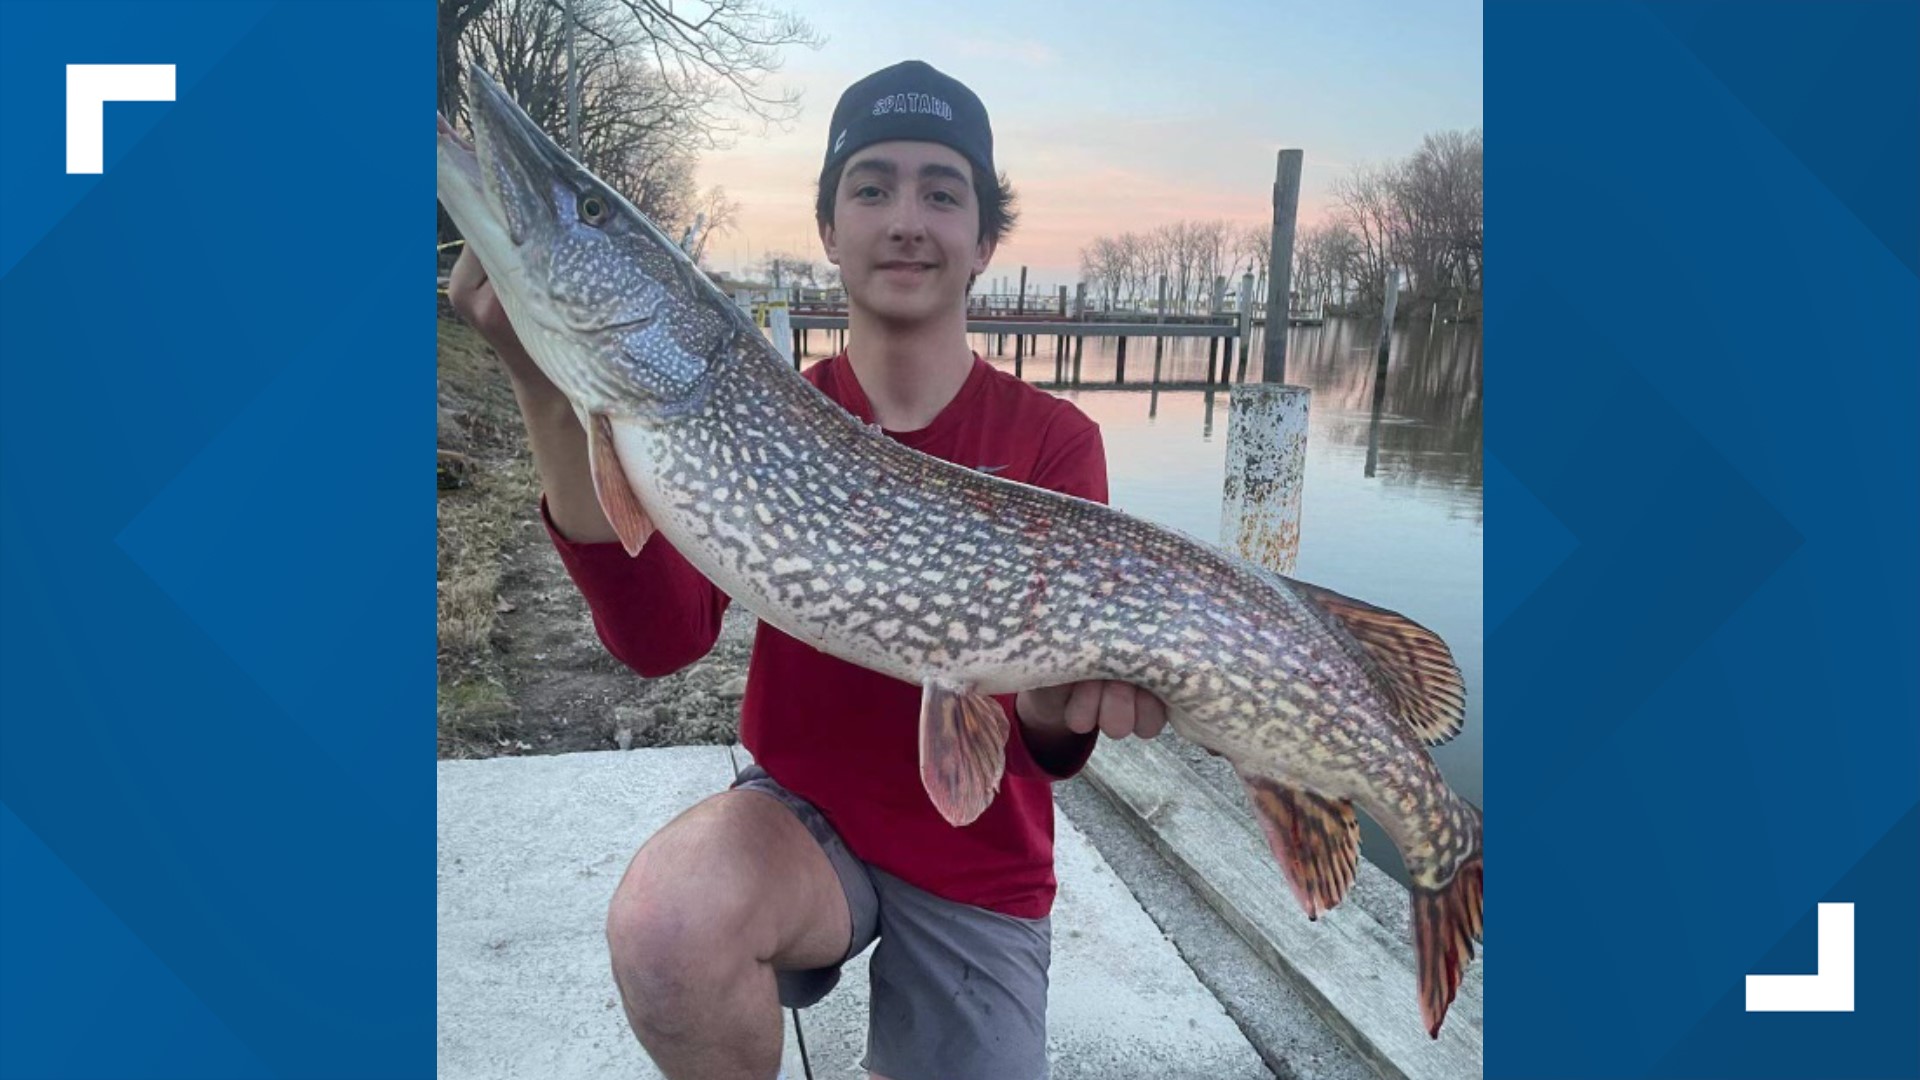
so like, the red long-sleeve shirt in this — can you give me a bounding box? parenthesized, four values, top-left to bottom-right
(545, 351, 1107, 918)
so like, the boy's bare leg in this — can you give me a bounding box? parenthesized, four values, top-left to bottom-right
(606, 789, 852, 1080)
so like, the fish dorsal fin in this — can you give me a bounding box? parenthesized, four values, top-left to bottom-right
(588, 413, 656, 556)
(1290, 580, 1466, 746)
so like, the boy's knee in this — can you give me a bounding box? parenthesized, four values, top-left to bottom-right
(605, 837, 765, 1025)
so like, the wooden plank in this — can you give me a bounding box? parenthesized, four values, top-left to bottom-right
(1082, 739, 1482, 1080)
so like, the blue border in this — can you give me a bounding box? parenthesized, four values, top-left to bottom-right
(1, 2, 434, 1075)
(1487, 2, 1919, 1077)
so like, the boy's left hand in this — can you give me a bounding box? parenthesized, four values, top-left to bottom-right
(1017, 681, 1169, 740)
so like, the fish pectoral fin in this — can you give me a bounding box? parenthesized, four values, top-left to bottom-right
(1413, 856, 1483, 1039)
(587, 413, 656, 557)
(1290, 580, 1466, 747)
(917, 679, 1009, 828)
(1239, 772, 1360, 920)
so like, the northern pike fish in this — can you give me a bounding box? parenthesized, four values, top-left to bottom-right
(438, 65, 1482, 1038)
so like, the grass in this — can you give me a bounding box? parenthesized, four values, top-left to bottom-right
(437, 311, 541, 757)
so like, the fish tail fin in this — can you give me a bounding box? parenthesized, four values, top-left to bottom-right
(1411, 847, 1483, 1039)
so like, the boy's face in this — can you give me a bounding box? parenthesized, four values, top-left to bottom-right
(819, 140, 995, 325)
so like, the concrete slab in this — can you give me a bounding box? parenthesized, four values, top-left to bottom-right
(439, 748, 1269, 1079)
(1054, 777, 1376, 1080)
(438, 747, 732, 1080)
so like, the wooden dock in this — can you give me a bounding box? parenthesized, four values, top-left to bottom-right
(783, 314, 1253, 386)
(1085, 739, 1484, 1080)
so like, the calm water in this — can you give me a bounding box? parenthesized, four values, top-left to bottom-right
(802, 317, 1484, 880)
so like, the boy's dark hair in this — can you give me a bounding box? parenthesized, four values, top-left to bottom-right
(814, 161, 1020, 248)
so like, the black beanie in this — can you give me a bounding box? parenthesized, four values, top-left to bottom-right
(822, 60, 995, 184)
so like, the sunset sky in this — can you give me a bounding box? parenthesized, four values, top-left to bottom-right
(695, 0, 1482, 292)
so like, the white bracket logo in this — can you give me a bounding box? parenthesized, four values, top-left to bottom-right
(67, 64, 175, 174)
(1745, 902, 1854, 1012)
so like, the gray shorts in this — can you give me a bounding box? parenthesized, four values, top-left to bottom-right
(730, 765, 1052, 1080)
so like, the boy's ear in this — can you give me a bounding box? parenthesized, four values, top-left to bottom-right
(819, 219, 840, 265)
(973, 234, 996, 277)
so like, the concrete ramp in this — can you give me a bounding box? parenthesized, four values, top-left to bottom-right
(438, 748, 1269, 1078)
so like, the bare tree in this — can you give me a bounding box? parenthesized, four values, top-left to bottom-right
(1191, 219, 1232, 311)
(599, 0, 823, 135)
(440, 0, 822, 243)
(1332, 162, 1399, 312)
(442, 0, 821, 133)
(1116, 232, 1150, 310)
(688, 185, 741, 265)
(756, 251, 817, 290)
(1239, 223, 1271, 303)
(1327, 128, 1482, 313)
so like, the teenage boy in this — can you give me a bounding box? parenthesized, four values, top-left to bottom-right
(448, 59, 1166, 1080)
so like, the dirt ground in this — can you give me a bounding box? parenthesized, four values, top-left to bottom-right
(436, 309, 753, 760)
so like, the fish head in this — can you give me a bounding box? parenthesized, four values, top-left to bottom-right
(437, 65, 733, 416)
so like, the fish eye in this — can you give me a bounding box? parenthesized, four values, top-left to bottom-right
(579, 194, 608, 226)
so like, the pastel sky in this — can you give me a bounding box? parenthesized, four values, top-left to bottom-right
(696, 0, 1482, 291)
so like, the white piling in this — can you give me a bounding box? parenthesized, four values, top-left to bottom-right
(769, 301, 793, 366)
(1221, 385, 1311, 575)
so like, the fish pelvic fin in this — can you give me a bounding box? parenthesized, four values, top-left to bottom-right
(1239, 772, 1360, 920)
(917, 679, 1009, 827)
(588, 414, 656, 557)
(1290, 581, 1466, 746)
(1412, 853, 1483, 1040)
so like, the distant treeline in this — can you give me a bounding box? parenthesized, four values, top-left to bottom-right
(1080, 129, 1483, 317)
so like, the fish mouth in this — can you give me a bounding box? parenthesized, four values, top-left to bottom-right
(457, 63, 579, 250)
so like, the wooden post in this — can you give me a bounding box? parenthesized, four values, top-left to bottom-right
(1072, 334, 1084, 384)
(1116, 336, 1127, 384)
(1017, 266, 1028, 316)
(1074, 282, 1087, 320)
(1373, 269, 1402, 382)
(1155, 276, 1168, 364)
(1235, 273, 1255, 383)
(1261, 149, 1304, 384)
(1365, 271, 1402, 479)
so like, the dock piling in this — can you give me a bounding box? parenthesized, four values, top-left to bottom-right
(1261, 149, 1304, 384)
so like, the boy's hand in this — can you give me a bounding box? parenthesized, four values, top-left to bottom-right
(1017, 681, 1168, 740)
(446, 246, 552, 392)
